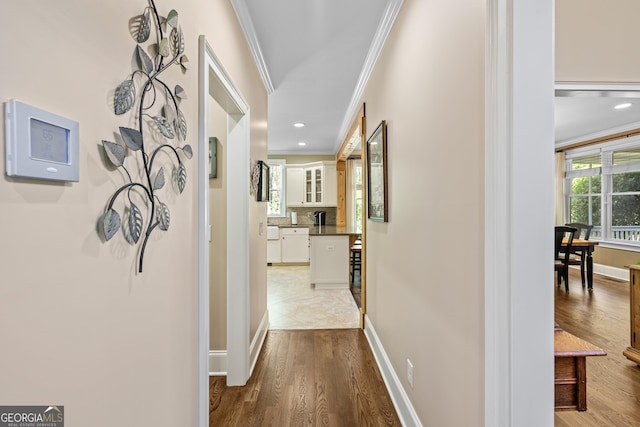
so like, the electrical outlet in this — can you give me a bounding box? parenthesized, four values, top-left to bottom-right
(407, 359, 414, 388)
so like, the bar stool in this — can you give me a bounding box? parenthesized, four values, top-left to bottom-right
(350, 242, 362, 285)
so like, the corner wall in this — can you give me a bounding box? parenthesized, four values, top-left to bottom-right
(0, 1, 267, 425)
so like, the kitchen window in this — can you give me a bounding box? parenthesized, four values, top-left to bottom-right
(565, 138, 640, 246)
(267, 159, 286, 217)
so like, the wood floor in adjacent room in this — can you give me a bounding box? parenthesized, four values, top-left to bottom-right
(210, 329, 401, 426)
(555, 269, 640, 426)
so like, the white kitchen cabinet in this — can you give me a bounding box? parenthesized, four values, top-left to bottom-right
(281, 227, 309, 263)
(286, 167, 305, 206)
(310, 235, 350, 289)
(322, 163, 337, 206)
(267, 226, 281, 263)
(286, 162, 336, 207)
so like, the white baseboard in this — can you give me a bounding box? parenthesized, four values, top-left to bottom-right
(364, 315, 422, 427)
(209, 350, 227, 376)
(209, 310, 269, 377)
(593, 264, 628, 281)
(250, 309, 269, 376)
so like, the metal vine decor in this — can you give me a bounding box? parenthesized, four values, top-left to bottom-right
(99, 0, 192, 273)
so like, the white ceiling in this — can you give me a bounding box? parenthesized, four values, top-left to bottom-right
(233, 1, 640, 154)
(237, 0, 389, 155)
(555, 90, 640, 146)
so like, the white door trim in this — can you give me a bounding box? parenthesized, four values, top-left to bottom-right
(198, 35, 251, 427)
(485, 1, 555, 426)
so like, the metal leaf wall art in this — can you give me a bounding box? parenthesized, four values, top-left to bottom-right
(100, 0, 192, 273)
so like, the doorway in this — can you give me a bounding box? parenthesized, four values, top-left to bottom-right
(197, 35, 251, 415)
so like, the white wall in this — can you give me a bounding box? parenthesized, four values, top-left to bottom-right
(0, 1, 266, 425)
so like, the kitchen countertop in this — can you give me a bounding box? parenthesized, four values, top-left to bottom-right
(269, 224, 360, 236)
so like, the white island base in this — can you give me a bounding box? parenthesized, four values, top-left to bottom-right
(310, 235, 350, 289)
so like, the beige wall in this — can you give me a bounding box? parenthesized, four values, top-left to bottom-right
(556, 0, 640, 82)
(0, 0, 266, 425)
(361, 0, 485, 424)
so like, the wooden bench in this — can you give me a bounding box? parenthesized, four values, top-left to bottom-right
(554, 327, 606, 411)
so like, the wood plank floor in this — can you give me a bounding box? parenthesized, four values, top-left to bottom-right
(210, 329, 401, 426)
(555, 269, 640, 426)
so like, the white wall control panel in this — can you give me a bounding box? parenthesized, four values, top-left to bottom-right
(5, 99, 79, 182)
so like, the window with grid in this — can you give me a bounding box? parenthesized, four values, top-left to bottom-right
(565, 140, 640, 245)
(267, 159, 286, 217)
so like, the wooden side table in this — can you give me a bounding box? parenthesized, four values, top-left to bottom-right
(554, 329, 606, 411)
(624, 265, 640, 364)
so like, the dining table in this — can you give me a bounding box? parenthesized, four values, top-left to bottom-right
(562, 238, 599, 291)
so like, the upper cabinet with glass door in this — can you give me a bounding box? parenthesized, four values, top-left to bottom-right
(287, 161, 336, 207)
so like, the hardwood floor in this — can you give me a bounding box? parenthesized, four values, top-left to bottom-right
(555, 269, 640, 426)
(210, 329, 401, 426)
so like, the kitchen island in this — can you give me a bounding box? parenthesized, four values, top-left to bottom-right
(308, 225, 360, 289)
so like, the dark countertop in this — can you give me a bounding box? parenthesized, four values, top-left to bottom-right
(308, 225, 361, 236)
(269, 223, 361, 236)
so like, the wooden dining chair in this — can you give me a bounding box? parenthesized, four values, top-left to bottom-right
(555, 226, 577, 292)
(564, 223, 593, 287)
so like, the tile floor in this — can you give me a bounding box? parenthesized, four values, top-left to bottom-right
(267, 265, 360, 329)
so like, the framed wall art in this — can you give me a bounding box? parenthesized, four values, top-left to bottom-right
(366, 120, 388, 222)
(209, 137, 218, 178)
(256, 160, 270, 202)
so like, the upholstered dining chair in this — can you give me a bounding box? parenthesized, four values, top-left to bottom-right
(565, 222, 593, 287)
(555, 226, 577, 292)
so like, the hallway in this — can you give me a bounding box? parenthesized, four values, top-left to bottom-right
(210, 329, 401, 426)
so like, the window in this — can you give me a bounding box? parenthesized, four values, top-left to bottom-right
(267, 159, 286, 216)
(565, 139, 640, 245)
(347, 159, 363, 232)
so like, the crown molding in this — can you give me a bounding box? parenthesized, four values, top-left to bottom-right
(230, 0, 275, 94)
(333, 0, 404, 151)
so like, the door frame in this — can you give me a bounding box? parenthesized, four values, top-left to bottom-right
(197, 35, 251, 427)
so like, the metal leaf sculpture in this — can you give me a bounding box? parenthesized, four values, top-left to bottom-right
(157, 202, 170, 231)
(99, 0, 190, 273)
(136, 45, 154, 75)
(170, 26, 184, 56)
(103, 209, 121, 241)
(102, 140, 125, 167)
(134, 8, 151, 43)
(114, 79, 136, 115)
(152, 116, 175, 139)
(154, 168, 165, 190)
(176, 163, 187, 194)
(175, 108, 187, 140)
(128, 202, 144, 244)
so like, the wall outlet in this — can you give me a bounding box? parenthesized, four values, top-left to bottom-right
(407, 359, 414, 388)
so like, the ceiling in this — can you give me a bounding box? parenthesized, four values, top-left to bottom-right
(233, 1, 640, 155)
(235, 0, 390, 155)
(555, 89, 640, 146)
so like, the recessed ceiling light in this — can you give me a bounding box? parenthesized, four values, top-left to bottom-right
(293, 122, 305, 128)
(298, 142, 306, 146)
(614, 102, 633, 110)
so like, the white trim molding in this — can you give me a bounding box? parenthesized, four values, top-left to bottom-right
(364, 315, 422, 427)
(208, 310, 269, 377)
(334, 0, 404, 152)
(230, 0, 275, 94)
(486, 0, 555, 426)
(250, 310, 270, 375)
(198, 34, 252, 427)
(209, 351, 228, 376)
